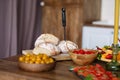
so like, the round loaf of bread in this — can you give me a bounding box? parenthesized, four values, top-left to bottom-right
(35, 34, 59, 47)
(58, 40, 78, 53)
(33, 43, 60, 56)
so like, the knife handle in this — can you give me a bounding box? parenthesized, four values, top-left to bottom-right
(62, 8, 66, 27)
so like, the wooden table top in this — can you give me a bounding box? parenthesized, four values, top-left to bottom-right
(0, 56, 80, 80)
(0, 56, 120, 80)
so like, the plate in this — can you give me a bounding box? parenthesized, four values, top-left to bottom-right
(69, 64, 120, 80)
(100, 58, 111, 62)
(99, 58, 120, 63)
(52, 53, 71, 61)
(96, 46, 120, 63)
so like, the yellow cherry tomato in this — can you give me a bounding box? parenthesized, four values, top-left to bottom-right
(25, 53, 31, 57)
(19, 57, 24, 62)
(25, 57, 30, 61)
(19, 53, 53, 64)
(41, 61, 45, 64)
(49, 58, 54, 63)
(29, 61, 34, 64)
(117, 52, 120, 60)
(35, 61, 41, 64)
(31, 58, 36, 62)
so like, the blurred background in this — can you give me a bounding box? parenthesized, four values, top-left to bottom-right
(0, 0, 115, 58)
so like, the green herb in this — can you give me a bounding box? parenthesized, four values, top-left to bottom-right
(69, 66, 74, 71)
(84, 75, 93, 80)
(78, 70, 84, 73)
(97, 53, 102, 60)
(104, 45, 111, 49)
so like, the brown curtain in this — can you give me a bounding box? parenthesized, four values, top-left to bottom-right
(0, 0, 41, 58)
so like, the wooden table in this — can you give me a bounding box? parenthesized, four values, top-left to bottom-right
(0, 56, 120, 80)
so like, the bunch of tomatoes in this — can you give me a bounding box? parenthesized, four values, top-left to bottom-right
(72, 49, 96, 54)
(70, 64, 119, 80)
(19, 53, 54, 64)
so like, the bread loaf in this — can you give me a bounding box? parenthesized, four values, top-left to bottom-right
(33, 47, 51, 56)
(33, 43, 60, 56)
(35, 34, 59, 47)
(58, 40, 78, 53)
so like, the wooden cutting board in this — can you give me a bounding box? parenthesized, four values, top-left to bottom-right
(22, 50, 71, 61)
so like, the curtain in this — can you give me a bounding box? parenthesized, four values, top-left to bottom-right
(0, 0, 41, 58)
(18, 0, 42, 54)
(17, 0, 37, 54)
(0, 0, 17, 58)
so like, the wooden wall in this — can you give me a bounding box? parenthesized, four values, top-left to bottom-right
(41, 0, 101, 48)
(83, 0, 101, 23)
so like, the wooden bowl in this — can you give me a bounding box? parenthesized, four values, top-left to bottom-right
(18, 62, 55, 72)
(69, 50, 98, 65)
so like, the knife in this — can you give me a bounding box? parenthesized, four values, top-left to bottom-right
(62, 8, 66, 40)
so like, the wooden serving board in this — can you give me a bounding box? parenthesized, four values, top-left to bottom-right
(22, 50, 71, 61)
(100, 58, 120, 63)
(52, 54, 71, 61)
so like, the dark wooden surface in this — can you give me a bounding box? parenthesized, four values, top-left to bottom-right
(0, 56, 80, 80)
(1, 56, 120, 80)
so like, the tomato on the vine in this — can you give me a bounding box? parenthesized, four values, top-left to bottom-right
(73, 49, 95, 54)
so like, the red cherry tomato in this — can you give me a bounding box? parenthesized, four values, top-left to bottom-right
(78, 49, 85, 54)
(112, 77, 119, 80)
(105, 54, 113, 59)
(73, 50, 79, 54)
(73, 67, 80, 72)
(85, 51, 93, 54)
(72, 64, 119, 80)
